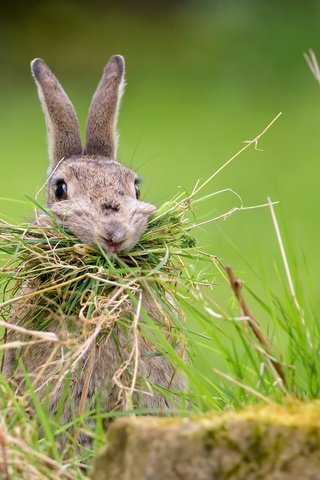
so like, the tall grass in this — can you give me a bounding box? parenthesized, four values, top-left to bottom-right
(0, 114, 319, 477)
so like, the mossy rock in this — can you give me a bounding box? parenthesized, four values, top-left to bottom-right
(91, 402, 320, 480)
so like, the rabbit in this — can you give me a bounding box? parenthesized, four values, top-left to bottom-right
(2, 55, 186, 453)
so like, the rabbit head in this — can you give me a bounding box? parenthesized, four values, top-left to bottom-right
(31, 55, 156, 254)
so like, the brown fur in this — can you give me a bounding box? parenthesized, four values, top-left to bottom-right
(32, 58, 82, 167)
(85, 55, 124, 158)
(3, 55, 185, 452)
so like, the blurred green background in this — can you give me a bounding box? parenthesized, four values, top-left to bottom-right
(1, 0, 320, 302)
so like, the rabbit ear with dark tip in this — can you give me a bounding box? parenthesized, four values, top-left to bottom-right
(31, 58, 82, 168)
(85, 55, 125, 159)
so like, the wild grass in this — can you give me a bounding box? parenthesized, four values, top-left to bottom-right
(0, 113, 319, 478)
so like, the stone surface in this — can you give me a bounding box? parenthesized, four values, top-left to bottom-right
(91, 402, 320, 480)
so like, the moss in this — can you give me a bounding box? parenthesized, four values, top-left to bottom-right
(91, 402, 320, 480)
(226, 401, 320, 428)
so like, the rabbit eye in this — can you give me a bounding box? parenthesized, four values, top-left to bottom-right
(135, 184, 140, 200)
(55, 180, 68, 201)
(134, 178, 141, 200)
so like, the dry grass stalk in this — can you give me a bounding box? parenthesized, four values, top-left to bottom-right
(226, 265, 288, 390)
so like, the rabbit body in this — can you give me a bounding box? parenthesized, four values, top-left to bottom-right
(3, 55, 185, 449)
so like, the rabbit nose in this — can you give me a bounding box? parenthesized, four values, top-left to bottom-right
(104, 221, 128, 243)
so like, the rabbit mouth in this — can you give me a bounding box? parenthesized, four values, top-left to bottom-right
(107, 241, 124, 254)
(99, 237, 126, 254)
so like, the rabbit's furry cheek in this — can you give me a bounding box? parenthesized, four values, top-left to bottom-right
(125, 200, 157, 248)
(50, 201, 97, 247)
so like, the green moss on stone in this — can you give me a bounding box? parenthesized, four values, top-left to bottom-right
(91, 402, 320, 480)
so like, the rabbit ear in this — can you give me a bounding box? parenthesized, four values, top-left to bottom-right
(85, 55, 125, 159)
(31, 58, 82, 167)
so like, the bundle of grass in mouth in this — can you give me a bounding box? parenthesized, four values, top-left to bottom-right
(0, 54, 218, 461)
